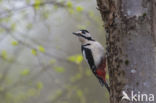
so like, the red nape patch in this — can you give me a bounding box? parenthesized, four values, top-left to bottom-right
(96, 59, 106, 81)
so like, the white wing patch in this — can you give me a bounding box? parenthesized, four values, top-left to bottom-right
(87, 41, 105, 67)
(82, 50, 88, 64)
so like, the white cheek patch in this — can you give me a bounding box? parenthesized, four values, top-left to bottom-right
(75, 31, 82, 34)
(85, 33, 91, 37)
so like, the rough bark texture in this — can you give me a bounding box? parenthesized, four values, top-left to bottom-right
(96, 0, 156, 103)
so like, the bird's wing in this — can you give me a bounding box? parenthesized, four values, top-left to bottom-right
(81, 46, 96, 71)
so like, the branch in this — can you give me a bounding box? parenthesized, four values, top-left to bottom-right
(0, 1, 67, 19)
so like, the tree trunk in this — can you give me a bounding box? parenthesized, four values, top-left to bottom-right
(96, 0, 156, 103)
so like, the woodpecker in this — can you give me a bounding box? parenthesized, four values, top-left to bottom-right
(73, 30, 110, 92)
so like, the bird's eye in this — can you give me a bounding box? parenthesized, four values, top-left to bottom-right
(80, 30, 89, 34)
(82, 31, 86, 34)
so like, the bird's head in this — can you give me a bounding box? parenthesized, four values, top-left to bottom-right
(72, 30, 93, 44)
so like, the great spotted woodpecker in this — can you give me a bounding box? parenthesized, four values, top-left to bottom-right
(73, 30, 110, 92)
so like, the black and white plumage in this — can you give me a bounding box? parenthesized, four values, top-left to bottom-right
(73, 30, 110, 92)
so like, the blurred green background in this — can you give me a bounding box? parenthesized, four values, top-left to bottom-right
(0, 0, 109, 103)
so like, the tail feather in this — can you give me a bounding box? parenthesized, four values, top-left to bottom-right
(103, 81, 110, 93)
(98, 77, 110, 93)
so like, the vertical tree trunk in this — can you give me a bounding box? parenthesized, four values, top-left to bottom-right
(96, 0, 156, 103)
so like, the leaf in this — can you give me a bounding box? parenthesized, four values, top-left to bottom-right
(26, 0, 30, 3)
(0, 87, 4, 92)
(21, 69, 30, 76)
(49, 59, 56, 64)
(106, 74, 109, 79)
(56, 90, 62, 96)
(34, 0, 42, 10)
(54, 66, 65, 73)
(0, 74, 2, 79)
(88, 11, 94, 18)
(26, 23, 33, 30)
(1, 50, 8, 60)
(75, 73, 82, 79)
(43, 12, 49, 19)
(67, 8, 74, 14)
(85, 69, 92, 77)
(66, 1, 73, 8)
(53, 5, 58, 10)
(76, 89, 83, 97)
(38, 45, 45, 53)
(0, 28, 4, 33)
(76, 25, 87, 30)
(5, 92, 13, 100)
(52, 90, 63, 100)
(31, 49, 37, 56)
(67, 54, 83, 64)
(27, 88, 37, 96)
(76, 6, 84, 12)
(11, 41, 18, 46)
(70, 73, 82, 82)
(36, 82, 43, 90)
(0, 17, 10, 22)
(11, 23, 16, 31)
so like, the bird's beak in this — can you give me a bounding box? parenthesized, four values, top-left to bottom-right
(72, 32, 80, 36)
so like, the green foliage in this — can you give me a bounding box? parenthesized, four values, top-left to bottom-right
(0, 86, 4, 92)
(6, 78, 12, 85)
(36, 82, 43, 90)
(88, 11, 95, 18)
(42, 12, 49, 19)
(0, 74, 2, 79)
(5, 92, 14, 103)
(34, 0, 42, 10)
(106, 74, 109, 79)
(11, 23, 16, 31)
(26, 0, 30, 3)
(85, 69, 92, 77)
(67, 8, 74, 14)
(49, 59, 56, 64)
(0, 28, 4, 33)
(31, 49, 37, 56)
(1, 50, 8, 60)
(21, 69, 30, 76)
(66, 1, 73, 8)
(11, 40, 18, 46)
(76, 6, 84, 12)
(26, 23, 33, 30)
(54, 66, 65, 73)
(67, 54, 83, 64)
(52, 90, 63, 100)
(0, 16, 10, 23)
(70, 73, 82, 82)
(53, 5, 58, 10)
(27, 88, 37, 96)
(66, 1, 74, 14)
(14, 93, 27, 103)
(76, 89, 83, 97)
(76, 89, 86, 103)
(38, 45, 45, 53)
(76, 25, 87, 30)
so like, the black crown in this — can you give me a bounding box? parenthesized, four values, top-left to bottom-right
(80, 30, 89, 34)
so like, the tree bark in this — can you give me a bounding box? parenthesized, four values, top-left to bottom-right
(96, 0, 156, 103)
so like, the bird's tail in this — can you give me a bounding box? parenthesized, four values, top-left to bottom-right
(98, 78, 110, 93)
(103, 81, 110, 93)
